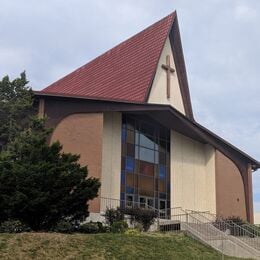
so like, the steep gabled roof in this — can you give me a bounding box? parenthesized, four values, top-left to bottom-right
(41, 13, 175, 103)
(40, 11, 194, 119)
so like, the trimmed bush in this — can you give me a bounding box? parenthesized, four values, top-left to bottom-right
(79, 222, 99, 233)
(111, 220, 128, 233)
(213, 216, 249, 237)
(122, 208, 157, 231)
(79, 222, 108, 233)
(0, 220, 31, 233)
(54, 220, 74, 234)
(104, 208, 124, 226)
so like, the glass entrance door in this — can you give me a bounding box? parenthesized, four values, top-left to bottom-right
(159, 200, 166, 218)
(139, 196, 154, 209)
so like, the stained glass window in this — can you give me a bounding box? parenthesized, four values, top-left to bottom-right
(121, 114, 170, 218)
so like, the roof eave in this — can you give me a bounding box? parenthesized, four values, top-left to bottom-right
(34, 91, 260, 168)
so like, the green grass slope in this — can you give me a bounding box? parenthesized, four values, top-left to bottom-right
(0, 232, 244, 259)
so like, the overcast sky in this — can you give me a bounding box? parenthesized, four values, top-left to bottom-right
(0, 0, 259, 211)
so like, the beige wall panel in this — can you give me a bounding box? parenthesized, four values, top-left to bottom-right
(171, 134, 183, 208)
(100, 112, 122, 211)
(205, 145, 217, 213)
(171, 131, 216, 213)
(148, 37, 185, 115)
(50, 113, 103, 213)
(254, 213, 260, 224)
(215, 150, 247, 220)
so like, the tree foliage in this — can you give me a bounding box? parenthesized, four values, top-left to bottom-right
(0, 72, 34, 150)
(0, 73, 100, 231)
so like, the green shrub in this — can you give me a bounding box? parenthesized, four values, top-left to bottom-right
(96, 221, 109, 233)
(222, 216, 245, 225)
(104, 208, 124, 226)
(213, 216, 249, 236)
(111, 221, 128, 233)
(79, 222, 108, 233)
(54, 220, 74, 233)
(79, 222, 99, 233)
(0, 220, 31, 233)
(122, 208, 157, 231)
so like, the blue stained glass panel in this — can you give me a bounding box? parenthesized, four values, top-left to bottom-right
(121, 171, 125, 185)
(126, 157, 134, 172)
(126, 186, 134, 194)
(159, 165, 166, 179)
(122, 127, 127, 143)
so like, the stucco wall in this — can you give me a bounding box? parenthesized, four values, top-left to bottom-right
(148, 37, 185, 115)
(100, 112, 122, 211)
(171, 131, 216, 213)
(254, 213, 260, 224)
(50, 113, 103, 213)
(215, 150, 247, 220)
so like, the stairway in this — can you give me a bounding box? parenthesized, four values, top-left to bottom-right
(101, 197, 260, 258)
(159, 209, 260, 259)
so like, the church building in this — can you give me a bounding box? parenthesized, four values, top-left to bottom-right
(35, 12, 260, 223)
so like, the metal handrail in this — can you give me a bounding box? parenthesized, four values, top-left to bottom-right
(183, 210, 260, 251)
(242, 223, 260, 236)
(179, 209, 260, 239)
(168, 212, 260, 257)
(100, 197, 187, 221)
(200, 211, 260, 238)
(100, 196, 174, 220)
(100, 198, 260, 256)
(100, 196, 159, 212)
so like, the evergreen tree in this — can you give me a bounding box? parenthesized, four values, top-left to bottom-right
(0, 73, 100, 230)
(0, 118, 100, 230)
(0, 72, 34, 150)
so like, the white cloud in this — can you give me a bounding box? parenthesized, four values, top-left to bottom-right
(234, 2, 257, 21)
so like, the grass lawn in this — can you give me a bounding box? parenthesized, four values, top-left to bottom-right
(0, 232, 244, 259)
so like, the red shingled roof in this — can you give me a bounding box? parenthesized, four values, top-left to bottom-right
(41, 12, 176, 102)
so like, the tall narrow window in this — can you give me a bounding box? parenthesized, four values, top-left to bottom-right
(120, 114, 170, 218)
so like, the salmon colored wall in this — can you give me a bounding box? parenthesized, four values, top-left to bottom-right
(215, 150, 247, 220)
(50, 113, 103, 213)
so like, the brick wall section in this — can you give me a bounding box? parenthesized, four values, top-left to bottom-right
(215, 150, 247, 220)
(50, 113, 103, 213)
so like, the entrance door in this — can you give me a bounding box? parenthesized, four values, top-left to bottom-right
(126, 194, 134, 207)
(139, 196, 154, 209)
(159, 200, 166, 218)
